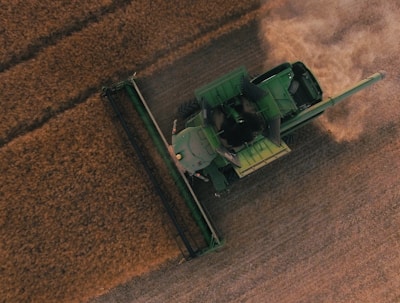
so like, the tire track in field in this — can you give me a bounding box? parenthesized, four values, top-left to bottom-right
(0, 2, 261, 148)
(0, 0, 131, 72)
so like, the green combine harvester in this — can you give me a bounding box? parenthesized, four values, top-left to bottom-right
(172, 62, 385, 192)
(103, 61, 384, 257)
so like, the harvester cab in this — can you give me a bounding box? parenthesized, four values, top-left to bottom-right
(171, 61, 385, 192)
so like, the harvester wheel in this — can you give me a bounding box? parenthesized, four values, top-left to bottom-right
(178, 100, 201, 119)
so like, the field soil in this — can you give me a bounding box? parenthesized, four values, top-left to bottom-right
(1, 1, 399, 303)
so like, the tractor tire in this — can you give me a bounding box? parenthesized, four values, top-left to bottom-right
(178, 100, 201, 119)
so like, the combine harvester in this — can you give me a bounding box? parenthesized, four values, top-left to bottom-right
(102, 61, 384, 258)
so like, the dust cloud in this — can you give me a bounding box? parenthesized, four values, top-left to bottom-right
(259, 0, 400, 141)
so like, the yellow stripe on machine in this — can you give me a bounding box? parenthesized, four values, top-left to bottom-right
(234, 137, 291, 178)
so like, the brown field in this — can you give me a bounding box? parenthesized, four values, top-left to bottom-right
(0, 0, 113, 66)
(1, 0, 399, 303)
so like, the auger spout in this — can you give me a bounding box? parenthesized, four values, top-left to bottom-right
(281, 71, 386, 136)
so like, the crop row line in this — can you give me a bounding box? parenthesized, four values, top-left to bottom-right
(0, 0, 133, 73)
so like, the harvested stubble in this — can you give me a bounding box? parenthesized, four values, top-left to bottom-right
(0, 96, 180, 303)
(0, 0, 259, 146)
